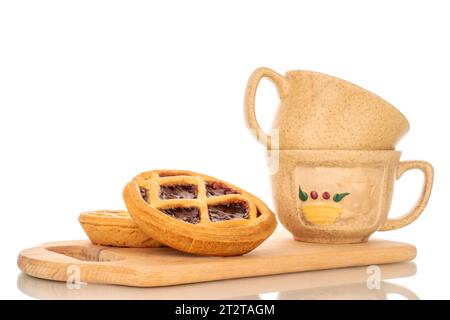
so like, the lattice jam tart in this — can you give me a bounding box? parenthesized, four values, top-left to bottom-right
(123, 170, 277, 256)
(78, 210, 162, 248)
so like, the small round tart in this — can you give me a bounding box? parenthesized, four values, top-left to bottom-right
(78, 210, 162, 248)
(123, 169, 277, 256)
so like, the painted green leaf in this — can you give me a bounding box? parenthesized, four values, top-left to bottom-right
(333, 192, 350, 202)
(299, 186, 308, 201)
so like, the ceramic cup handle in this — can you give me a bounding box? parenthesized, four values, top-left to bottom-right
(380, 160, 434, 231)
(244, 67, 288, 149)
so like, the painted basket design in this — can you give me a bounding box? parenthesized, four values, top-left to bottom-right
(299, 186, 350, 226)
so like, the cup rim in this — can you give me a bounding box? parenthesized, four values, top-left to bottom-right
(266, 149, 402, 165)
(269, 149, 401, 154)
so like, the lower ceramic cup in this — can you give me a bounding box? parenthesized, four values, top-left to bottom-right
(268, 150, 434, 244)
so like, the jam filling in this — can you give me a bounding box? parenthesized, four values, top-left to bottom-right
(206, 181, 239, 197)
(160, 185, 197, 200)
(208, 202, 249, 222)
(159, 172, 191, 177)
(159, 172, 180, 177)
(162, 207, 200, 224)
(140, 187, 148, 201)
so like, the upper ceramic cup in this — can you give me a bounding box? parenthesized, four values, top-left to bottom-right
(244, 67, 410, 150)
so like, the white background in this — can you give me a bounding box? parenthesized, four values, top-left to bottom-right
(1, 0, 449, 299)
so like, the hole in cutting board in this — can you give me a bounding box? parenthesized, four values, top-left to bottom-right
(46, 245, 124, 262)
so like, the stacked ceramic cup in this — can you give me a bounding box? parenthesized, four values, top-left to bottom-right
(244, 67, 434, 244)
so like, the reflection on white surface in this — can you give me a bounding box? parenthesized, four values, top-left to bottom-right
(248, 282, 419, 300)
(18, 262, 418, 300)
(259, 292, 280, 300)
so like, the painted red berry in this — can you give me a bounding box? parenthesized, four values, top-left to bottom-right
(310, 191, 318, 200)
(322, 191, 330, 200)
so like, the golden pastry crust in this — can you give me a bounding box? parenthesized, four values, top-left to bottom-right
(78, 210, 162, 248)
(123, 169, 277, 256)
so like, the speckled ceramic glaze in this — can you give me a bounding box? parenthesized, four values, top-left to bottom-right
(244, 67, 410, 150)
(268, 150, 433, 244)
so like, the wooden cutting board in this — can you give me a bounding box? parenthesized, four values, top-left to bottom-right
(18, 231, 416, 287)
(17, 262, 418, 300)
